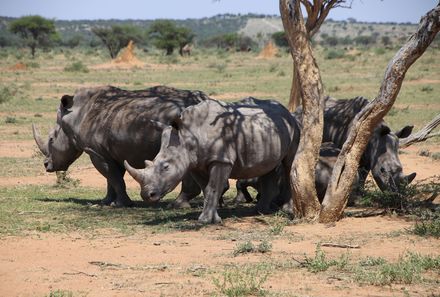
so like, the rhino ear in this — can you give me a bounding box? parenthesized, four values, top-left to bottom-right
(379, 125, 391, 136)
(395, 125, 414, 139)
(61, 95, 74, 110)
(171, 117, 184, 131)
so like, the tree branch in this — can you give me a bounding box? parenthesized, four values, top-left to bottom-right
(399, 113, 440, 148)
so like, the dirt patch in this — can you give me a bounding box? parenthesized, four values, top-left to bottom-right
(0, 216, 439, 297)
(405, 79, 440, 85)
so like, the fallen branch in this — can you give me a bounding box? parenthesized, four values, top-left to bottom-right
(320, 242, 360, 249)
(400, 113, 440, 148)
(63, 271, 97, 277)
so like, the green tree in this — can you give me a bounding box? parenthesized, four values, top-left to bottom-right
(92, 25, 144, 59)
(271, 31, 289, 48)
(148, 20, 194, 55)
(9, 15, 57, 57)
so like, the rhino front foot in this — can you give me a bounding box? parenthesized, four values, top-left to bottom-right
(233, 192, 252, 205)
(167, 198, 191, 209)
(255, 200, 272, 215)
(198, 211, 222, 224)
(101, 196, 116, 206)
(111, 197, 134, 208)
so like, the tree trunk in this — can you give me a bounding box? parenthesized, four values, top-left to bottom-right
(280, 0, 324, 219)
(287, 65, 302, 111)
(319, 3, 440, 223)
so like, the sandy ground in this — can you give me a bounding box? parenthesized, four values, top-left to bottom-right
(0, 140, 439, 297)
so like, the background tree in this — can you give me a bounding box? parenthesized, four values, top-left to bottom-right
(9, 15, 57, 57)
(281, 0, 440, 222)
(271, 31, 289, 48)
(148, 20, 194, 56)
(92, 25, 144, 59)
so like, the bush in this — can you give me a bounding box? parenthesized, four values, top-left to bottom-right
(413, 218, 440, 238)
(0, 87, 14, 104)
(64, 61, 89, 73)
(324, 49, 345, 59)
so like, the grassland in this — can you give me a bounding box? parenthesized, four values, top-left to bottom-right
(0, 44, 439, 296)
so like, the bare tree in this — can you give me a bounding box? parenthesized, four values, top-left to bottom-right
(287, 0, 352, 111)
(281, 0, 440, 222)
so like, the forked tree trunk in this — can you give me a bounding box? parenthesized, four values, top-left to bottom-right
(319, 4, 440, 223)
(280, 0, 323, 219)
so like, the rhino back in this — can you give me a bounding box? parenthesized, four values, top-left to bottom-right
(62, 86, 206, 168)
(180, 98, 297, 179)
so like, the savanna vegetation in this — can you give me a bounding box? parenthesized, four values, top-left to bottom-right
(0, 10, 439, 297)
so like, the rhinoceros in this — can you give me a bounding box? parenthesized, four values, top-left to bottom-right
(125, 97, 300, 223)
(234, 96, 415, 207)
(233, 142, 359, 205)
(320, 96, 416, 193)
(33, 85, 209, 207)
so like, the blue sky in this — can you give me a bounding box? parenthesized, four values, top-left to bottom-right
(0, 0, 437, 23)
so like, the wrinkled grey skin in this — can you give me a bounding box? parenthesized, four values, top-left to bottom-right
(320, 97, 416, 193)
(33, 85, 208, 207)
(125, 97, 300, 223)
(234, 142, 358, 205)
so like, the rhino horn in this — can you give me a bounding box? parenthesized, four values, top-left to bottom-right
(405, 172, 417, 184)
(32, 124, 48, 156)
(124, 160, 144, 183)
(144, 160, 154, 167)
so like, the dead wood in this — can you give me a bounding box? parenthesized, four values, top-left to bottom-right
(399, 113, 440, 148)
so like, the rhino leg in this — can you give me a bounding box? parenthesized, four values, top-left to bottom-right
(197, 163, 232, 224)
(101, 183, 117, 205)
(88, 152, 134, 207)
(256, 169, 280, 214)
(233, 179, 255, 204)
(167, 174, 201, 209)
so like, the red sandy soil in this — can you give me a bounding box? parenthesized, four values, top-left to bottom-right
(0, 140, 439, 297)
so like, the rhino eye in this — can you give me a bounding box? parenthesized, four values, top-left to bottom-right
(162, 162, 169, 171)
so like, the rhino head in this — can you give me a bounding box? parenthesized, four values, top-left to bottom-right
(125, 121, 194, 203)
(369, 124, 416, 192)
(32, 96, 83, 172)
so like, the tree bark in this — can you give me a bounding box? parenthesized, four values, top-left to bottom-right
(280, 0, 324, 219)
(399, 113, 440, 148)
(287, 66, 302, 111)
(287, 0, 351, 110)
(319, 3, 440, 223)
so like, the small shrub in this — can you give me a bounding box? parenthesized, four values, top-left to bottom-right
(213, 264, 269, 297)
(64, 61, 89, 73)
(268, 63, 278, 73)
(413, 218, 440, 238)
(418, 149, 431, 157)
(5, 116, 17, 124)
(26, 61, 40, 68)
(374, 47, 386, 55)
(47, 290, 73, 297)
(431, 152, 440, 160)
(304, 244, 334, 272)
(0, 87, 14, 104)
(324, 49, 345, 59)
(233, 241, 255, 256)
(256, 240, 272, 254)
(277, 70, 286, 77)
(421, 85, 434, 93)
(355, 253, 440, 285)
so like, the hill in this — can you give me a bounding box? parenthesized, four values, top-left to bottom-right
(0, 14, 420, 48)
